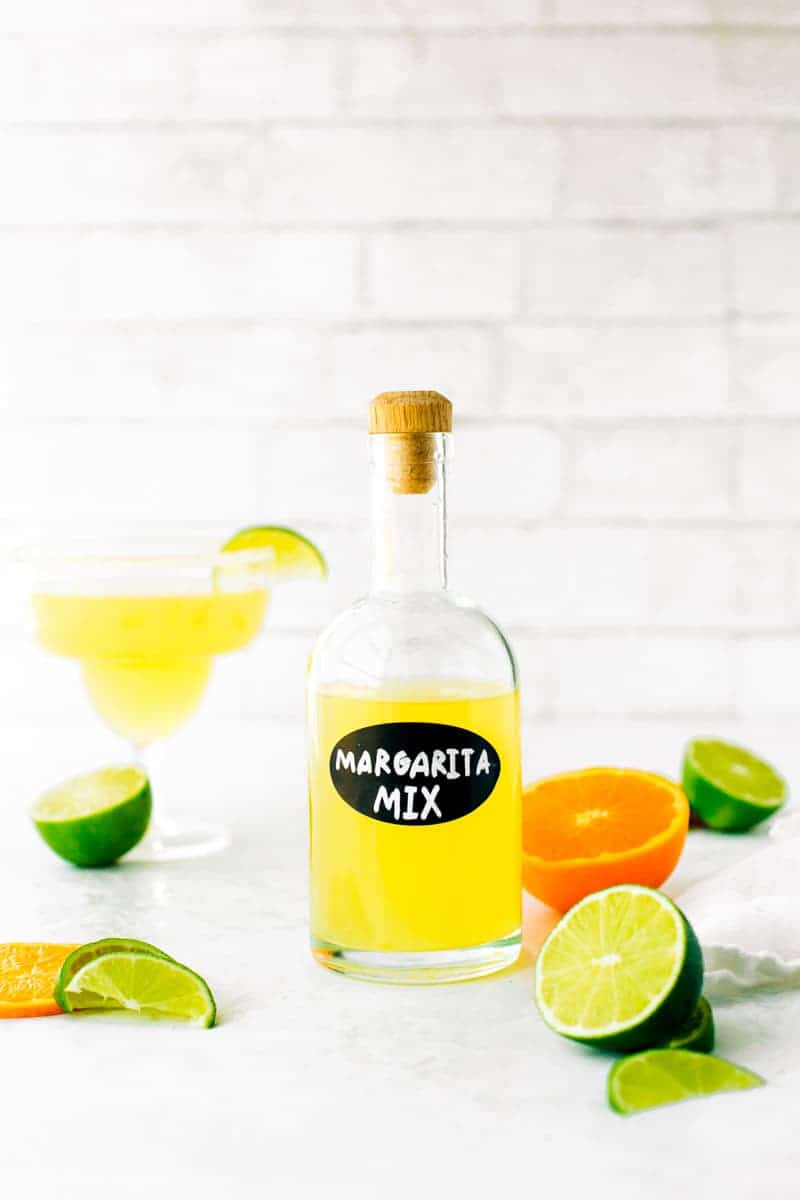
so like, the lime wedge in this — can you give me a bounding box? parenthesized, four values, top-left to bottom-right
(534, 884, 703, 1053)
(56, 940, 216, 1027)
(682, 738, 787, 832)
(662, 997, 715, 1053)
(33, 767, 151, 867)
(222, 525, 327, 579)
(608, 1050, 764, 1115)
(53, 938, 174, 1012)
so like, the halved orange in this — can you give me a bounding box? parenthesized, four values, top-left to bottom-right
(0, 943, 79, 1018)
(523, 768, 689, 913)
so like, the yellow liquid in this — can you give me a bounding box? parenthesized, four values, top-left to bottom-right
(309, 682, 521, 954)
(33, 590, 268, 743)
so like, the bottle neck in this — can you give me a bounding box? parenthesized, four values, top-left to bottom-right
(370, 433, 449, 594)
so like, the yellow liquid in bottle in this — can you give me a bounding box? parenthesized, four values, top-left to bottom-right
(33, 590, 268, 743)
(309, 680, 521, 954)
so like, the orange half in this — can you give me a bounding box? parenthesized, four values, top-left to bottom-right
(523, 768, 689, 913)
(0, 943, 79, 1018)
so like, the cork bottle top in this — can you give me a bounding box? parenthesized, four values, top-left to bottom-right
(369, 390, 452, 436)
(368, 390, 452, 495)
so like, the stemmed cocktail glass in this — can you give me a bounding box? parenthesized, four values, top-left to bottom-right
(20, 530, 277, 862)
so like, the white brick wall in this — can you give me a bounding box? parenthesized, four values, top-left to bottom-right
(569, 425, 733, 519)
(2, 4, 800, 732)
(523, 229, 725, 319)
(561, 128, 716, 221)
(366, 232, 519, 318)
(502, 325, 729, 415)
(260, 127, 559, 223)
(733, 221, 800, 314)
(737, 424, 800, 517)
(75, 232, 359, 320)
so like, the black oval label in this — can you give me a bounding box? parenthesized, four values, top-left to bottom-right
(329, 722, 501, 826)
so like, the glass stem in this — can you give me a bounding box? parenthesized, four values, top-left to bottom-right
(131, 741, 176, 851)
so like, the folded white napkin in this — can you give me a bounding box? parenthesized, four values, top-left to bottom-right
(677, 814, 800, 998)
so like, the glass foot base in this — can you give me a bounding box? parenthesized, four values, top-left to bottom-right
(311, 930, 522, 984)
(127, 819, 230, 863)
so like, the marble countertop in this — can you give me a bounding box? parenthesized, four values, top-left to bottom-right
(1, 717, 798, 1199)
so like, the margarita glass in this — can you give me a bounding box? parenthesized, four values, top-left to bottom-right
(21, 531, 276, 862)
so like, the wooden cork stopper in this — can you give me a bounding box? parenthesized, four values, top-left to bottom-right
(368, 391, 452, 494)
(369, 390, 452, 436)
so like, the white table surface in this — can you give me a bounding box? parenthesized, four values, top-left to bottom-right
(1, 716, 798, 1199)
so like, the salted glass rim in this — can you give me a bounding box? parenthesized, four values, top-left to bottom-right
(13, 529, 278, 575)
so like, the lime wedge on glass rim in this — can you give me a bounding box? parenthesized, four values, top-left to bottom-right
(33, 767, 151, 868)
(534, 885, 704, 1053)
(56, 938, 216, 1027)
(608, 1050, 764, 1116)
(221, 525, 327, 580)
(682, 738, 787, 832)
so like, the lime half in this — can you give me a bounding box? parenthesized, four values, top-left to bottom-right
(608, 1050, 764, 1115)
(33, 767, 151, 867)
(662, 997, 715, 1053)
(56, 939, 216, 1027)
(682, 738, 787, 832)
(534, 885, 703, 1053)
(222, 525, 327, 579)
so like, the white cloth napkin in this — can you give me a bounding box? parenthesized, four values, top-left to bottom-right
(677, 814, 800, 998)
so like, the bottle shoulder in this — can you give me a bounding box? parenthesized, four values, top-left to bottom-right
(309, 590, 518, 693)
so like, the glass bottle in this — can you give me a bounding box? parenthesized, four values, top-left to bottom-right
(307, 391, 521, 983)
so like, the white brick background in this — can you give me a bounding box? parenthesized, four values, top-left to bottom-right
(2, 0, 800, 757)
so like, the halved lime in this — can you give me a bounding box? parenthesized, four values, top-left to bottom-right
(221, 525, 327, 579)
(33, 767, 151, 867)
(534, 884, 703, 1053)
(682, 738, 787, 832)
(608, 1049, 764, 1115)
(662, 996, 715, 1053)
(56, 940, 216, 1027)
(53, 938, 173, 1013)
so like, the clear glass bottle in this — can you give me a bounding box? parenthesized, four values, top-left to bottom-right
(307, 391, 521, 983)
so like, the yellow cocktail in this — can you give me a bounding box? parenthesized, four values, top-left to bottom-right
(34, 589, 268, 745)
(309, 680, 521, 956)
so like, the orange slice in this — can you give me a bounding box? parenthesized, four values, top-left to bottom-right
(0, 943, 79, 1018)
(523, 768, 689, 913)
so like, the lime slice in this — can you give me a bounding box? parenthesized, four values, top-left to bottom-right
(56, 941, 216, 1027)
(221, 525, 327, 579)
(33, 767, 151, 868)
(682, 738, 787, 832)
(608, 1050, 764, 1115)
(662, 997, 715, 1053)
(53, 938, 174, 1012)
(534, 884, 703, 1053)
